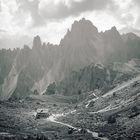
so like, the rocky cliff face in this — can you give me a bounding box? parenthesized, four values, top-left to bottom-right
(44, 59, 140, 96)
(101, 26, 127, 63)
(0, 36, 60, 100)
(0, 18, 140, 100)
(32, 18, 128, 94)
(122, 33, 140, 60)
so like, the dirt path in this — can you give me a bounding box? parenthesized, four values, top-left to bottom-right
(47, 111, 108, 140)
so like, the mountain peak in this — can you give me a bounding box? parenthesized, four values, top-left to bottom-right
(103, 26, 120, 38)
(121, 32, 140, 42)
(33, 35, 42, 49)
(111, 26, 117, 31)
(60, 18, 98, 46)
(71, 18, 98, 33)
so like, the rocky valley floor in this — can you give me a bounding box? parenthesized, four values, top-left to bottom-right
(0, 76, 140, 140)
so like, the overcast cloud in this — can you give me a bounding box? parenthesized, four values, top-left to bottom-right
(39, 0, 111, 21)
(0, 0, 140, 49)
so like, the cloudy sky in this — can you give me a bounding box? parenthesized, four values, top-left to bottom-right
(0, 0, 140, 49)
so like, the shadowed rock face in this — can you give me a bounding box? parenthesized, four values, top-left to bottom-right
(0, 18, 140, 100)
(45, 59, 140, 96)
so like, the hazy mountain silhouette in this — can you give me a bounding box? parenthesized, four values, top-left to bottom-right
(0, 18, 140, 100)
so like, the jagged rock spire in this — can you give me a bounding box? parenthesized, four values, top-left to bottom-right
(33, 35, 42, 49)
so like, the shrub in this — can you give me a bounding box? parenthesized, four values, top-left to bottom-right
(107, 115, 116, 124)
(68, 128, 74, 134)
(78, 90, 82, 95)
(34, 89, 39, 95)
(113, 92, 116, 97)
(132, 106, 138, 113)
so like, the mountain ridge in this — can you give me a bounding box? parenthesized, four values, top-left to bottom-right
(0, 18, 140, 100)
